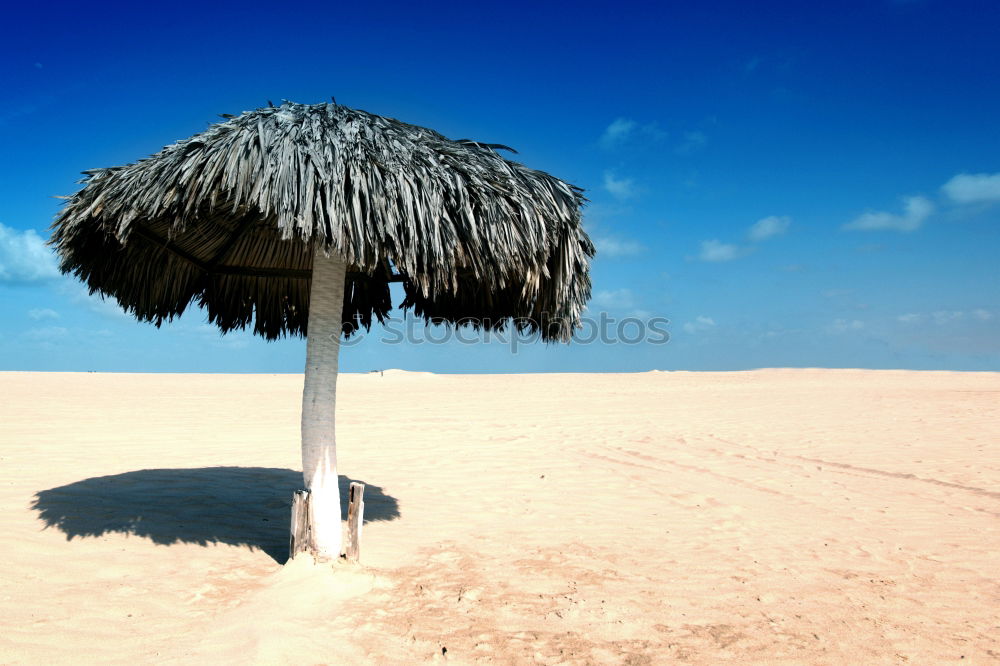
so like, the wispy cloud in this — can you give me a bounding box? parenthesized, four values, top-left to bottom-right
(830, 318, 865, 333)
(696, 215, 790, 263)
(897, 309, 992, 324)
(603, 171, 637, 199)
(27, 308, 60, 321)
(627, 309, 654, 320)
(581, 202, 633, 227)
(747, 215, 791, 242)
(683, 316, 716, 334)
(60, 281, 133, 321)
(894, 307, 1000, 355)
(22, 326, 69, 342)
(590, 288, 634, 309)
(593, 235, 645, 258)
(599, 117, 666, 149)
(843, 195, 933, 232)
(585, 214, 644, 259)
(698, 239, 741, 262)
(675, 130, 707, 155)
(931, 310, 965, 324)
(941, 172, 1000, 204)
(0, 223, 60, 283)
(600, 118, 638, 148)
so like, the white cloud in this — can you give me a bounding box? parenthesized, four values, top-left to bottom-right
(941, 172, 1000, 204)
(600, 118, 638, 148)
(695, 215, 786, 265)
(60, 281, 132, 321)
(931, 310, 964, 325)
(899, 309, 992, 325)
(28, 308, 59, 321)
(85, 294, 130, 320)
(0, 223, 60, 283)
(698, 239, 741, 262)
(831, 318, 865, 333)
(590, 288, 634, 309)
(593, 236, 644, 258)
(843, 195, 933, 232)
(675, 131, 707, 155)
(972, 309, 993, 321)
(23, 326, 69, 341)
(599, 117, 667, 149)
(683, 316, 716, 334)
(603, 171, 637, 199)
(747, 215, 791, 241)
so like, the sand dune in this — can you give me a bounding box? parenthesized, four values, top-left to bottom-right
(1, 370, 998, 664)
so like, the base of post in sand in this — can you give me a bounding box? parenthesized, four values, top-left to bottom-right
(288, 483, 366, 562)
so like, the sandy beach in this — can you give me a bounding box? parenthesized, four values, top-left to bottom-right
(1, 369, 997, 664)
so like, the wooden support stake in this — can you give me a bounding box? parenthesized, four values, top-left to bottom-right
(289, 490, 311, 560)
(345, 482, 365, 562)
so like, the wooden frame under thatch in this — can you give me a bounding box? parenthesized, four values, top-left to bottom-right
(50, 101, 594, 341)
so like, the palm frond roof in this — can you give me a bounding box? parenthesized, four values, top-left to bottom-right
(51, 101, 594, 341)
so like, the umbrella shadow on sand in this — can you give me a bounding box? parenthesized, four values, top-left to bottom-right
(31, 466, 400, 563)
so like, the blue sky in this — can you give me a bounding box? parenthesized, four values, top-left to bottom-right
(2, 0, 998, 372)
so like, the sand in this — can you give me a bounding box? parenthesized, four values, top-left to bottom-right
(1, 369, 998, 664)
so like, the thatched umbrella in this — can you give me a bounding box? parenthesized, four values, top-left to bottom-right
(50, 100, 594, 559)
